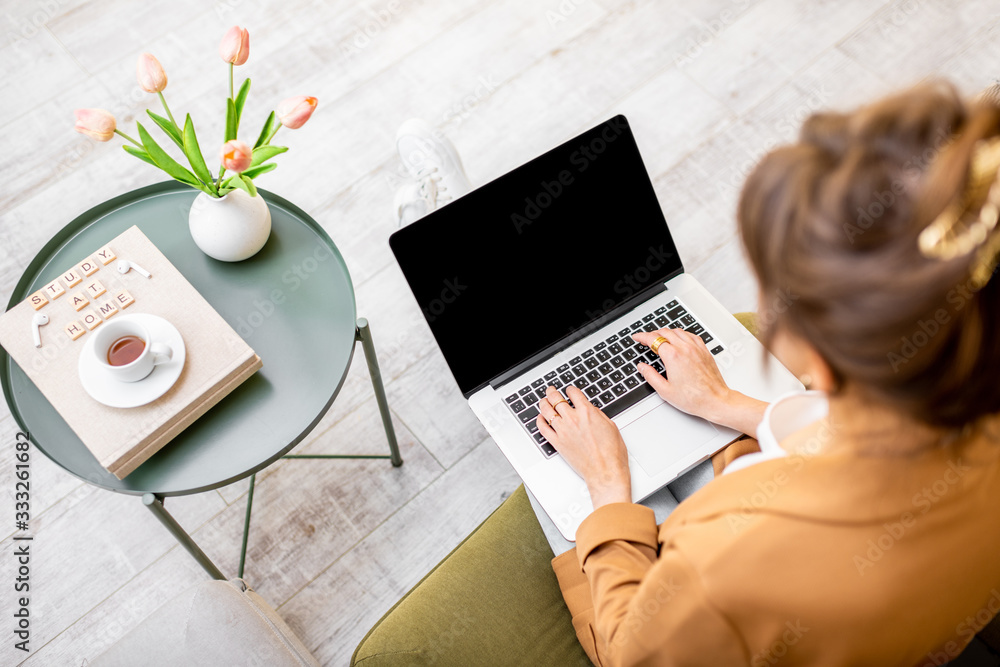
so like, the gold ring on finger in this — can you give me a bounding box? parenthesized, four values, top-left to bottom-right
(551, 399, 569, 410)
(650, 336, 669, 355)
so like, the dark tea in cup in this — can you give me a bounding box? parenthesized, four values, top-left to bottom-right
(107, 335, 146, 366)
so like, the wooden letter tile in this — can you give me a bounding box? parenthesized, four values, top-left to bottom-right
(62, 269, 82, 288)
(28, 291, 48, 310)
(97, 300, 118, 319)
(64, 321, 86, 340)
(79, 259, 100, 276)
(114, 290, 135, 309)
(84, 279, 106, 298)
(70, 291, 90, 311)
(81, 310, 102, 330)
(95, 245, 117, 265)
(43, 280, 65, 300)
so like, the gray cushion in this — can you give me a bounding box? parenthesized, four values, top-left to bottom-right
(93, 578, 319, 667)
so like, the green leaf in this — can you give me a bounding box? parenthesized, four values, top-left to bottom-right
(250, 145, 287, 167)
(221, 175, 237, 188)
(137, 121, 203, 190)
(122, 144, 156, 166)
(218, 187, 236, 196)
(225, 97, 237, 142)
(235, 78, 251, 123)
(241, 174, 258, 197)
(147, 110, 183, 149)
(253, 111, 278, 149)
(182, 114, 214, 188)
(229, 173, 252, 195)
(264, 121, 281, 145)
(242, 162, 277, 179)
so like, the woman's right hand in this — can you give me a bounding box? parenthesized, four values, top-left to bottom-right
(631, 329, 731, 417)
(631, 329, 768, 435)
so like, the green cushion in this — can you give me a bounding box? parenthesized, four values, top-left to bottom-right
(351, 486, 591, 666)
(733, 311, 759, 339)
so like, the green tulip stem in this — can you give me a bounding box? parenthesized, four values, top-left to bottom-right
(229, 63, 234, 100)
(157, 92, 178, 128)
(115, 129, 142, 148)
(215, 165, 226, 192)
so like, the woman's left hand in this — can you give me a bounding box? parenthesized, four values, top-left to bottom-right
(536, 385, 632, 509)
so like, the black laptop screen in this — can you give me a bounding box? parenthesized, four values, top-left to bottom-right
(389, 116, 683, 396)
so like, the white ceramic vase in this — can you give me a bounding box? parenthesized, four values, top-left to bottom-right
(188, 189, 272, 262)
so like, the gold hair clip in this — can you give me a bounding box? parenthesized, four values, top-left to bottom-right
(918, 136, 1000, 288)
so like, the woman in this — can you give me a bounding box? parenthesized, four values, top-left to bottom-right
(540, 81, 1000, 665)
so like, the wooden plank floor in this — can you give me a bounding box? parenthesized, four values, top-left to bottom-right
(2, 0, 999, 664)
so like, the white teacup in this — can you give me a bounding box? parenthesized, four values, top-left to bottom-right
(92, 315, 173, 383)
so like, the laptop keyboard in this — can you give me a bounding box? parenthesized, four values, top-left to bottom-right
(502, 298, 723, 458)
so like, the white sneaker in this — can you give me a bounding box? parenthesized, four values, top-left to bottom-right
(395, 119, 471, 206)
(394, 179, 436, 227)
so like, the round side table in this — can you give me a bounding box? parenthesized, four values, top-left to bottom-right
(0, 182, 402, 579)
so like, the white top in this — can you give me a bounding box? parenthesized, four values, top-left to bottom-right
(722, 390, 829, 475)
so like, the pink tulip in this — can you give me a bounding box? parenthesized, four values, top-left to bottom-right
(136, 52, 168, 93)
(73, 109, 117, 142)
(219, 26, 250, 66)
(276, 96, 318, 129)
(220, 140, 252, 172)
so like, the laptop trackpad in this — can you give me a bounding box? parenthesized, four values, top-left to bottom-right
(620, 404, 719, 477)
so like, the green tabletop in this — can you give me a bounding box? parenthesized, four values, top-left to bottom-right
(1, 182, 357, 496)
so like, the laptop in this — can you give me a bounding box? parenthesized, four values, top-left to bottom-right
(389, 115, 801, 540)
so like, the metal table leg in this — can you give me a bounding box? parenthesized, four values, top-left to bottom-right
(143, 493, 226, 580)
(238, 473, 256, 579)
(355, 317, 403, 467)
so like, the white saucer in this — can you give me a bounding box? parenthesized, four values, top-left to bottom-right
(78, 314, 186, 408)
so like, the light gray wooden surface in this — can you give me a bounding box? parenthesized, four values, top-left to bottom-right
(1, 0, 998, 664)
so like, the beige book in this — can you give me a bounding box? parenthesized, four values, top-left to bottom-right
(0, 226, 262, 479)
